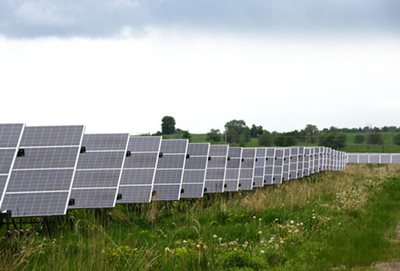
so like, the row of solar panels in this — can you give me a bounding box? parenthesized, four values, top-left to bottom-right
(0, 124, 346, 218)
(347, 153, 400, 164)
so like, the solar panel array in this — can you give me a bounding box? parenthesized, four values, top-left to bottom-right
(347, 153, 400, 164)
(69, 134, 129, 209)
(1, 126, 84, 217)
(152, 139, 188, 201)
(204, 145, 229, 193)
(224, 147, 242, 192)
(239, 148, 255, 190)
(181, 143, 210, 198)
(3, 123, 398, 218)
(118, 136, 161, 203)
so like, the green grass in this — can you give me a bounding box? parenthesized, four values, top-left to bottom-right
(2, 165, 400, 270)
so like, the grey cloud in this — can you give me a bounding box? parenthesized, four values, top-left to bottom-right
(1, 0, 400, 38)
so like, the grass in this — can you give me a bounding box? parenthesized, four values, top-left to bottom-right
(1, 165, 400, 270)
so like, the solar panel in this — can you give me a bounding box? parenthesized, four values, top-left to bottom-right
(319, 147, 325, 170)
(69, 134, 129, 209)
(273, 148, 284, 184)
(152, 139, 188, 201)
(224, 147, 242, 192)
(358, 154, 369, 164)
(0, 124, 25, 209)
(253, 148, 266, 188)
(118, 136, 161, 203)
(303, 148, 311, 176)
(313, 147, 321, 173)
(282, 148, 291, 181)
(204, 145, 229, 193)
(381, 154, 391, 164)
(264, 148, 275, 185)
(325, 148, 332, 170)
(392, 154, 400, 164)
(297, 147, 305, 178)
(309, 147, 315, 175)
(369, 154, 380, 164)
(239, 148, 256, 190)
(180, 143, 210, 198)
(289, 147, 299, 180)
(347, 153, 358, 164)
(1, 125, 84, 217)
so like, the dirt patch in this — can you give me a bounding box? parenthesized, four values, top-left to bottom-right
(375, 262, 400, 271)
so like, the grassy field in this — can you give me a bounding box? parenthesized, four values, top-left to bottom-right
(2, 165, 400, 270)
(190, 132, 400, 153)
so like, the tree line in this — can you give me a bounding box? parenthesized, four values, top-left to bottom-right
(155, 116, 400, 150)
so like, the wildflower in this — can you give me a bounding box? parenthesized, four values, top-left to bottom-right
(196, 244, 201, 249)
(260, 250, 265, 254)
(299, 222, 303, 226)
(259, 218, 262, 221)
(165, 247, 170, 252)
(213, 234, 218, 239)
(280, 240, 284, 244)
(288, 229, 292, 233)
(258, 231, 262, 235)
(183, 240, 187, 244)
(253, 216, 256, 219)
(218, 237, 222, 242)
(290, 220, 294, 224)
(260, 240, 264, 244)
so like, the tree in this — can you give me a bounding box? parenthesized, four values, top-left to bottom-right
(354, 134, 365, 144)
(224, 120, 250, 144)
(303, 124, 319, 144)
(367, 133, 384, 145)
(393, 134, 400, 145)
(274, 133, 297, 147)
(250, 124, 263, 138)
(206, 129, 222, 143)
(258, 130, 273, 146)
(161, 116, 176, 135)
(319, 133, 347, 149)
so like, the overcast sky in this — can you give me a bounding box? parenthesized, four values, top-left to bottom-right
(1, 0, 400, 134)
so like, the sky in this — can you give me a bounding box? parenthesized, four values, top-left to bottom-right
(1, 0, 400, 134)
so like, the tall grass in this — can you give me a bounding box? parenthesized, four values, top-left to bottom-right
(1, 165, 400, 270)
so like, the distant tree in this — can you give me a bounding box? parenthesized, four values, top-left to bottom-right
(367, 133, 384, 145)
(206, 129, 222, 143)
(175, 129, 191, 141)
(319, 133, 346, 149)
(303, 124, 320, 144)
(161, 116, 176, 135)
(274, 133, 297, 147)
(354, 134, 365, 144)
(250, 124, 263, 138)
(258, 130, 273, 146)
(393, 134, 400, 145)
(224, 120, 250, 144)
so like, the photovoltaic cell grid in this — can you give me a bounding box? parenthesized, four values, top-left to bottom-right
(69, 134, 129, 209)
(253, 148, 266, 188)
(319, 147, 326, 171)
(118, 136, 161, 203)
(0, 124, 25, 209)
(239, 148, 256, 190)
(205, 145, 229, 193)
(282, 148, 291, 181)
(224, 147, 242, 192)
(1, 126, 84, 217)
(289, 147, 299, 180)
(297, 147, 305, 178)
(313, 147, 321, 174)
(303, 148, 311, 177)
(152, 139, 188, 201)
(181, 143, 210, 198)
(264, 148, 275, 185)
(273, 148, 284, 184)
